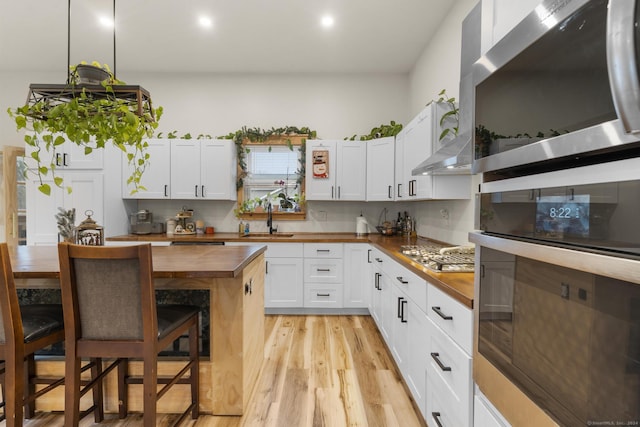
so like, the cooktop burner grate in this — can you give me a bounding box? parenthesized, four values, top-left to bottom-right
(400, 245, 475, 273)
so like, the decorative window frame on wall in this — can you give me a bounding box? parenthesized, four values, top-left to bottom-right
(236, 134, 308, 221)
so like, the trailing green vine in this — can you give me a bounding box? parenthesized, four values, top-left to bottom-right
(344, 121, 403, 141)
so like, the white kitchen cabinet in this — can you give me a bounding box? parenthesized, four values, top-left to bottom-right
(394, 129, 406, 200)
(398, 103, 470, 201)
(122, 138, 171, 199)
(303, 243, 343, 308)
(366, 137, 395, 201)
(343, 244, 372, 308)
(26, 172, 104, 245)
(474, 388, 511, 427)
(28, 134, 104, 170)
(481, 0, 541, 55)
(407, 302, 429, 418)
(425, 284, 474, 427)
(264, 243, 304, 308)
(170, 139, 236, 200)
(390, 284, 410, 372)
(306, 140, 366, 201)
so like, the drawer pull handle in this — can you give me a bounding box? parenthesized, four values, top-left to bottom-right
(375, 258, 383, 263)
(430, 352, 451, 372)
(432, 412, 444, 427)
(401, 299, 407, 323)
(396, 276, 408, 284)
(375, 273, 381, 290)
(317, 293, 330, 297)
(397, 297, 403, 319)
(317, 268, 331, 272)
(432, 306, 453, 320)
(316, 249, 331, 253)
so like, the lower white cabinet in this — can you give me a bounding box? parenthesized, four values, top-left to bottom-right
(474, 388, 511, 427)
(406, 302, 429, 417)
(303, 243, 343, 308)
(265, 243, 304, 308)
(343, 244, 372, 308)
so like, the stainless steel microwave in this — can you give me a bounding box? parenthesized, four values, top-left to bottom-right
(473, 0, 640, 175)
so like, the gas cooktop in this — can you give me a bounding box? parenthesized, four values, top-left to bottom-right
(400, 244, 475, 273)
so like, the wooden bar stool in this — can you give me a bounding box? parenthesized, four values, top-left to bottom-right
(57, 242, 200, 427)
(0, 242, 65, 427)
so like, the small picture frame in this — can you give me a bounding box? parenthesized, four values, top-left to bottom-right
(312, 150, 329, 179)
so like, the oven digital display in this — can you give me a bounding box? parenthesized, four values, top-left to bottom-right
(535, 194, 590, 237)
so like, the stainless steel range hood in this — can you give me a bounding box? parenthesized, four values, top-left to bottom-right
(412, 132, 472, 175)
(412, 3, 480, 176)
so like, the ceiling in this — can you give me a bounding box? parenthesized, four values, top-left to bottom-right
(0, 0, 456, 75)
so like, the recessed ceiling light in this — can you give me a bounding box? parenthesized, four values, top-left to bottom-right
(321, 15, 334, 28)
(98, 16, 114, 29)
(199, 16, 213, 28)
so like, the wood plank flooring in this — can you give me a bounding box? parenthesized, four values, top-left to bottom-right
(16, 315, 426, 427)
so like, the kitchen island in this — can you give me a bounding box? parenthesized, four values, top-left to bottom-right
(9, 244, 267, 416)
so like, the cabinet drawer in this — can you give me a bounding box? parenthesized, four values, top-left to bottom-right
(386, 259, 427, 313)
(304, 285, 344, 308)
(304, 258, 344, 283)
(427, 317, 472, 419)
(427, 366, 471, 427)
(428, 284, 473, 354)
(266, 243, 304, 258)
(303, 243, 344, 258)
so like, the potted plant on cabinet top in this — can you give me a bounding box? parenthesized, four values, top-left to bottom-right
(7, 61, 163, 195)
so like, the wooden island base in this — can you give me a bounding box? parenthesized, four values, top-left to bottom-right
(11, 245, 266, 416)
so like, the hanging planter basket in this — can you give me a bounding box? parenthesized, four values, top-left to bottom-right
(74, 64, 110, 85)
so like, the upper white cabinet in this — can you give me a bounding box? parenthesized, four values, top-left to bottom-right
(397, 103, 471, 201)
(306, 140, 366, 201)
(26, 134, 103, 170)
(122, 138, 171, 199)
(366, 137, 395, 201)
(171, 139, 237, 200)
(481, 0, 541, 54)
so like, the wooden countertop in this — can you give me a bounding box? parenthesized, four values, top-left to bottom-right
(9, 244, 267, 280)
(108, 232, 475, 308)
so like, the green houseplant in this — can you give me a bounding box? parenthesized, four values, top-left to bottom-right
(7, 61, 163, 195)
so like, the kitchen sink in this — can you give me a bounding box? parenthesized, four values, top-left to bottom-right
(241, 233, 295, 238)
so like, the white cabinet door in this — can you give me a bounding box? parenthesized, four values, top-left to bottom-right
(170, 140, 201, 199)
(390, 284, 409, 373)
(343, 244, 372, 308)
(407, 301, 429, 418)
(122, 138, 171, 199)
(27, 172, 104, 245)
(379, 271, 394, 342)
(265, 257, 304, 308)
(200, 139, 236, 200)
(403, 106, 435, 200)
(306, 140, 337, 200)
(367, 137, 395, 201)
(62, 140, 104, 169)
(394, 128, 406, 200)
(336, 141, 366, 200)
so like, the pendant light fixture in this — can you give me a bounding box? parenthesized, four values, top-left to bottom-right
(7, 0, 162, 196)
(24, 0, 156, 122)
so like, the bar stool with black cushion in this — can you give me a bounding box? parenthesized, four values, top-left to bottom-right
(57, 242, 199, 427)
(0, 242, 66, 427)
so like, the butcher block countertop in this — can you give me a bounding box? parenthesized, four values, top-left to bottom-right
(9, 244, 267, 280)
(108, 232, 475, 308)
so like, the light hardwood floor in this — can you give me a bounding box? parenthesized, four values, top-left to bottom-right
(17, 315, 426, 427)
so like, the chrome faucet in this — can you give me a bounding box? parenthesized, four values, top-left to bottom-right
(267, 202, 277, 234)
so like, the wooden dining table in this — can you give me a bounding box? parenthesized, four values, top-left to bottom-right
(9, 243, 267, 416)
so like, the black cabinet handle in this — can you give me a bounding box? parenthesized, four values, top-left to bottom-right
(430, 352, 451, 372)
(397, 183, 402, 197)
(401, 299, 407, 323)
(396, 276, 408, 284)
(317, 293, 330, 297)
(432, 412, 443, 427)
(316, 249, 331, 252)
(397, 297, 403, 319)
(432, 306, 453, 320)
(56, 153, 62, 166)
(331, 186, 334, 199)
(367, 249, 372, 263)
(164, 185, 168, 197)
(265, 261, 269, 274)
(338, 186, 341, 199)
(195, 185, 198, 197)
(201, 185, 205, 197)
(316, 268, 331, 272)
(63, 153, 69, 166)
(375, 258, 382, 263)
(388, 185, 392, 199)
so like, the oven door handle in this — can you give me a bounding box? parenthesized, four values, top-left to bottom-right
(607, 0, 640, 134)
